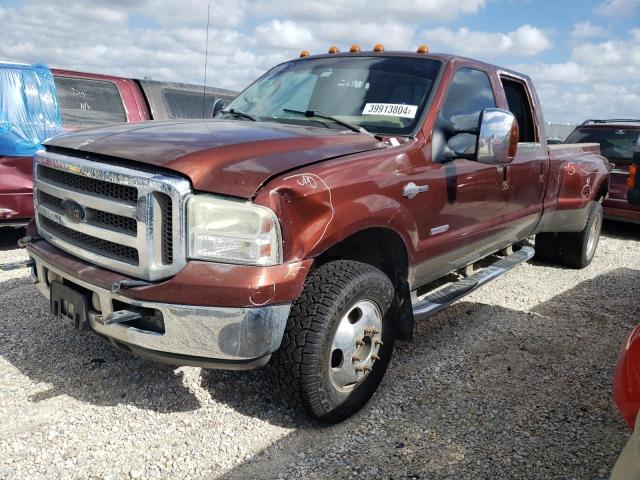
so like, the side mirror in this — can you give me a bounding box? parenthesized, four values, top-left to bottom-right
(212, 99, 225, 117)
(475, 108, 519, 165)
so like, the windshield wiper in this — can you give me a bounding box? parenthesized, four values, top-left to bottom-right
(221, 109, 257, 121)
(282, 108, 373, 136)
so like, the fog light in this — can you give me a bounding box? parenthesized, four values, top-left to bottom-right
(46, 270, 62, 285)
(91, 292, 102, 313)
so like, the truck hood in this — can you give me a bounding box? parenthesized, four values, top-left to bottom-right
(44, 119, 383, 198)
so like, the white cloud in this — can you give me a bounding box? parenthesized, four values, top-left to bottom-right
(0, 0, 637, 126)
(515, 61, 590, 84)
(570, 21, 607, 39)
(594, 0, 640, 18)
(254, 20, 314, 49)
(513, 30, 640, 123)
(253, 0, 487, 22)
(422, 24, 552, 58)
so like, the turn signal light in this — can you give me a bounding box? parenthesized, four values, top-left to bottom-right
(416, 44, 429, 54)
(373, 43, 384, 52)
(350, 44, 361, 53)
(299, 50, 310, 58)
(328, 46, 340, 54)
(628, 163, 637, 189)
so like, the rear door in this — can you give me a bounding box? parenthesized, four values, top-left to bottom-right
(498, 74, 548, 237)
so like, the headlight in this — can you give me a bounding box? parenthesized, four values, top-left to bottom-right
(187, 195, 282, 266)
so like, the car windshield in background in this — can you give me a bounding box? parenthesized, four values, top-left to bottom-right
(566, 127, 640, 164)
(226, 56, 442, 136)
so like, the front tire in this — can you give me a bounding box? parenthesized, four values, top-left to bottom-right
(272, 260, 395, 423)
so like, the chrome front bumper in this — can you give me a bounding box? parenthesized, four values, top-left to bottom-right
(27, 251, 291, 369)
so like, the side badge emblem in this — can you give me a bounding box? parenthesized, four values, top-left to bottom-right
(403, 182, 429, 199)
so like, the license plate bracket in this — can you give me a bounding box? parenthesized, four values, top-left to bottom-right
(50, 281, 90, 330)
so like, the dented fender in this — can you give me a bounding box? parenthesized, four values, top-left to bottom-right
(255, 158, 419, 264)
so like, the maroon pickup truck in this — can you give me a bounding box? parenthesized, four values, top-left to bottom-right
(4, 47, 609, 422)
(0, 68, 236, 226)
(565, 120, 640, 224)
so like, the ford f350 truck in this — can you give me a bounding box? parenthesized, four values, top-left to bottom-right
(3, 46, 610, 423)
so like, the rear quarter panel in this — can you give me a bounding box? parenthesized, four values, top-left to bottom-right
(546, 143, 609, 209)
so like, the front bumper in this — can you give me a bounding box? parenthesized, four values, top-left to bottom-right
(28, 249, 291, 369)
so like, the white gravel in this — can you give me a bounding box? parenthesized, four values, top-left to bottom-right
(1, 222, 639, 480)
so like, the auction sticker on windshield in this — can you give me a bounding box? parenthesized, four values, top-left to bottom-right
(362, 103, 418, 118)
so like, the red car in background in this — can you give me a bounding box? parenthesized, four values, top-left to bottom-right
(0, 68, 237, 227)
(612, 325, 640, 477)
(565, 120, 640, 224)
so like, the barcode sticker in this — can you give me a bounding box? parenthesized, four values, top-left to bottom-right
(362, 103, 418, 118)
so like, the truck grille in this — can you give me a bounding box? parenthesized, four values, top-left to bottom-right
(34, 150, 191, 281)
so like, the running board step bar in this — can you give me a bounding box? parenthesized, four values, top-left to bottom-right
(0, 259, 35, 271)
(412, 246, 535, 318)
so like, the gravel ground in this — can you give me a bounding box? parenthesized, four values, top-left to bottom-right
(1, 222, 639, 480)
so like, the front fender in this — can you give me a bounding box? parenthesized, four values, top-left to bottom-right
(255, 171, 418, 263)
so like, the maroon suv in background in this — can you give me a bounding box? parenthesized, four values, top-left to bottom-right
(565, 120, 640, 224)
(0, 68, 237, 227)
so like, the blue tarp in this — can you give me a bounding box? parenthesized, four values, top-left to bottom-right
(0, 62, 63, 156)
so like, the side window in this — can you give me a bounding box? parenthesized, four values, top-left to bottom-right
(438, 68, 496, 154)
(54, 76, 126, 128)
(162, 89, 216, 119)
(501, 77, 537, 142)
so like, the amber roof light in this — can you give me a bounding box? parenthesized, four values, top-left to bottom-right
(299, 50, 310, 58)
(416, 44, 429, 54)
(350, 44, 361, 53)
(373, 43, 384, 52)
(328, 46, 340, 54)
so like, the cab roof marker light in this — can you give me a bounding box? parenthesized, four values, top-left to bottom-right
(328, 46, 340, 54)
(417, 44, 429, 54)
(373, 43, 384, 52)
(299, 50, 310, 58)
(350, 44, 361, 53)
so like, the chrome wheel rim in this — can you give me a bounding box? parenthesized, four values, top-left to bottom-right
(329, 299, 383, 393)
(586, 210, 602, 259)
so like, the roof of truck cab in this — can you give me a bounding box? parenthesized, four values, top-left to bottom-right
(292, 51, 532, 81)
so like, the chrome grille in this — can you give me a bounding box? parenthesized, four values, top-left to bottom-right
(38, 165, 138, 203)
(34, 150, 191, 281)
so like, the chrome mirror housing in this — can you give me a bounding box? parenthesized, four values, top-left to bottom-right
(475, 108, 519, 165)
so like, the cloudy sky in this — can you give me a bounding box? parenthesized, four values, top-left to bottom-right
(1, 0, 639, 123)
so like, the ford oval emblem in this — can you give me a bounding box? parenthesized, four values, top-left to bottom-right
(62, 199, 86, 222)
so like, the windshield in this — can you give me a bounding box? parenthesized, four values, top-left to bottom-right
(566, 126, 640, 165)
(226, 56, 442, 136)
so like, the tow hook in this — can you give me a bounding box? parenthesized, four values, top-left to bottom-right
(111, 279, 153, 293)
(17, 235, 41, 248)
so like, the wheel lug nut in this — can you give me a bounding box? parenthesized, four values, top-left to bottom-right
(352, 355, 361, 363)
(374, 340, 384, 347)
(355, 339, 364, 347)
(371, 354, 380, 361)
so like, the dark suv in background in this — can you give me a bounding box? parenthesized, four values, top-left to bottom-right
(628, 156, 640, 207)
(565, 120, 640, 224)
